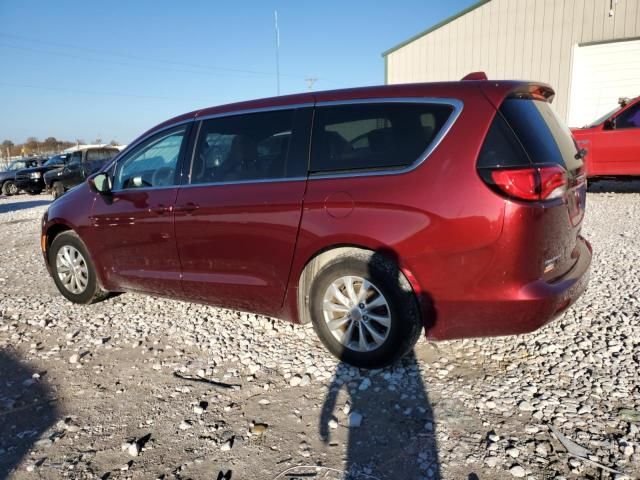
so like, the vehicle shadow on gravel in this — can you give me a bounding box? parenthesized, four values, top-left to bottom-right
(588, 179, 640, 194)
(0, 349, 59, 477)
(0, 199, 50, 214)
(319, 249, 440, 479)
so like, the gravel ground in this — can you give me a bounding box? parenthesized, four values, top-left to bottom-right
(0, 183, 639, 480)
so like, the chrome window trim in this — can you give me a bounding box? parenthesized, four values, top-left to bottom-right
(195, 102, 314, 122)
(180, 176, 308, 189)
(309, 97, 463, 180)
(106, 97, 463, 188)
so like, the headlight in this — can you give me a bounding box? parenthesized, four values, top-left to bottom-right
(56, 171, 63, 176)
(30, 172, 42, 179)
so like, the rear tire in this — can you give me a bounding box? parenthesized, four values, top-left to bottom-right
(51, 182, 64, 199)
(309, 253, 423, 369)
(49, 231, 108, 304)
(2, 181, 18, 196)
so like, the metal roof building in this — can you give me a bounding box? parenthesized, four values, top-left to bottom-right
(383, 0, 640, 127)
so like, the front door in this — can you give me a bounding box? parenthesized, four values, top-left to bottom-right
(88, 125, 190, 296)
(595, 101, 640, 175)
(175, 108, 312, 316)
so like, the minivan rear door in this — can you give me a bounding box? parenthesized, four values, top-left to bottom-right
(174, 107, 313, 316)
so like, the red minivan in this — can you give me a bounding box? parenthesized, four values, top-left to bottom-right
(41, 79, 591, 368)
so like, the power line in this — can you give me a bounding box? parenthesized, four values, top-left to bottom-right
(0, 31, 338, 85)
(0, 81, 210, 102)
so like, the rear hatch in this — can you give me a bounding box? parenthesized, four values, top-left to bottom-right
(477, 94, 587, 281)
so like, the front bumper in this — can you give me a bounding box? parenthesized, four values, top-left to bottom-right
(427, 236, 592, 340)
(15, 177, 44, 191)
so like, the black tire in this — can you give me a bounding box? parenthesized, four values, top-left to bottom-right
(49, 231, 108, 304)
(51, 182, 64, 199)
(2, 180, 18, 196)
(309, 253, 423, 369)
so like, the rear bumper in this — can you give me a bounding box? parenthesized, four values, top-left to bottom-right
(427, 236, 592, 340)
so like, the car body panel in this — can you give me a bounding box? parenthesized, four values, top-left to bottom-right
(87, 187, 183, 296)
(572, 96, 640, 177)
(174, 180, 307, 316)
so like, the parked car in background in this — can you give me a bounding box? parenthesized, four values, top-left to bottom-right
(44, 147, 119, 199)
(1, 158, 45, 196)
(571, 96, 640, 180)
(41, 79, 591, 368)
(15, 154, 70, 195)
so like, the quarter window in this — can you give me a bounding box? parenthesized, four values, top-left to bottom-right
(310, 102, 454, 173)
(113, 127, 186, 190)
(190, 108, 310, 184)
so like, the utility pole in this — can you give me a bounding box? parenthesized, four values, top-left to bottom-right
(305, 77, 318, 90)
(274, 10, 280, 96)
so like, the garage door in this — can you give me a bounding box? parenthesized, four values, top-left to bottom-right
(568, 39, 640, 128)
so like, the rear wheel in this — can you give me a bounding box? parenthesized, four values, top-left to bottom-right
(49, 231, 108, 304)
(51, 182, 64, 199)
(309, 254, 422, 369)
(2, 181, 18, 196)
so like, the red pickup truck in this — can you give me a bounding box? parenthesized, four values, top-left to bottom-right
(571, 96, 640, 179)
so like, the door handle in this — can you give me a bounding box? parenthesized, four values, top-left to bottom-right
(174, 202, 200, 213)
(149, 204, 173, 215)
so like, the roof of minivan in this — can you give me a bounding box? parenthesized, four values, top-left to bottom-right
(142, 80, 552, 140)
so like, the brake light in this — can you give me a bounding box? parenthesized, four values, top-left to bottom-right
(489, 165, 568, 201)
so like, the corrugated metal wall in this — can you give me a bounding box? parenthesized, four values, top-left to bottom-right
(385, 0, 640, 122)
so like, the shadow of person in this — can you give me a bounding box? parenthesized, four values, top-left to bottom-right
(0, 349, 59, 477)
(319, 249, 440, 479)
(320, 353, 440, 479)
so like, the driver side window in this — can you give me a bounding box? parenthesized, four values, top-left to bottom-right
(113, 127, 186, 190)
(616, 103, 640, 129)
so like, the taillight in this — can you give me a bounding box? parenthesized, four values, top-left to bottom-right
(488, 165, 568, 201)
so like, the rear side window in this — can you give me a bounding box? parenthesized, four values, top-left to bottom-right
(499, 99, 582, 172)
(310, 102, 454, 173)
(190, 108, 311, 184)
(86, 149, 117, 162)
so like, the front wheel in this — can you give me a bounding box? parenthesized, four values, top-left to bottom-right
(309, 253, 423, 369)
(49, 231, 108, 304)
(2, 181, 18, 196)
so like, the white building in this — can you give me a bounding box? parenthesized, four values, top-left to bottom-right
(383, 0, 640, 127)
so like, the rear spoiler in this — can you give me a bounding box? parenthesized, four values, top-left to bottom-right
(460, 72, 555, 105)
(479, 81, 556, 112)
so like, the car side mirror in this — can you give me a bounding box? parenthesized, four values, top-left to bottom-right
(90, 172, 112, 195)
(603, 119, 616, 130)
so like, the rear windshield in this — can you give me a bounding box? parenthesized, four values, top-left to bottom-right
(499, 99, 582, 172)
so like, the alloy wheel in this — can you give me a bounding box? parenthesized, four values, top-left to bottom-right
(322, 275, 391, 352)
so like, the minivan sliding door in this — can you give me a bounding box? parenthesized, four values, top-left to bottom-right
(174, 107, 312, 316)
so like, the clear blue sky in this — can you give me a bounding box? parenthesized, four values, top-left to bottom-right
(0, 0, 476, 145)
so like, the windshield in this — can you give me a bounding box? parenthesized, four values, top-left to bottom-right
(587, 105, 623, 127)
(44, 155, 66, 167)
(7, 161, 27, 171)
